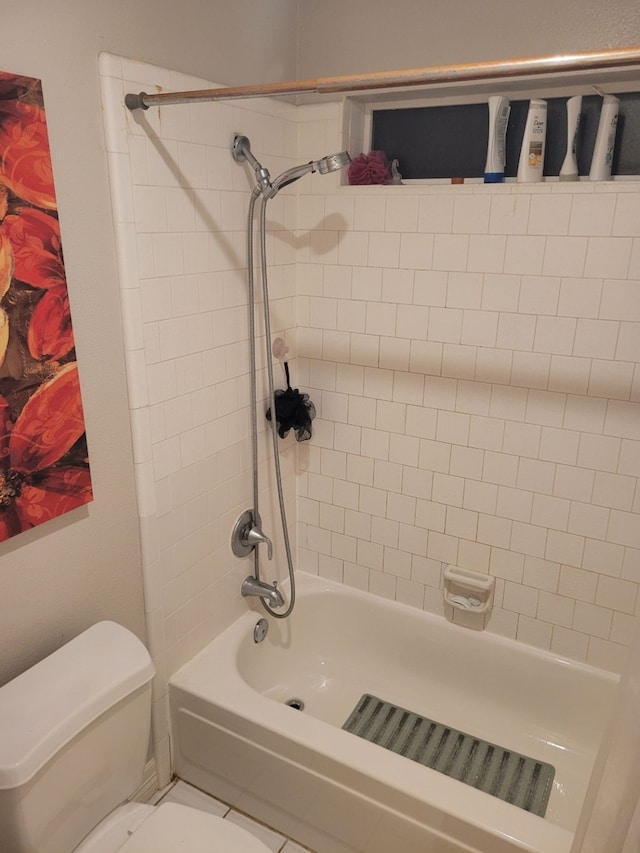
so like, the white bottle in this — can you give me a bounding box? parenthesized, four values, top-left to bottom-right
(484, 96, 511, 183)
(517, 99, 547, 183)
(589, 95, 619, 181)
(559, 95, 582, 181)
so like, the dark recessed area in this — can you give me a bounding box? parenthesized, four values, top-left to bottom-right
(371, 92, 640, 180)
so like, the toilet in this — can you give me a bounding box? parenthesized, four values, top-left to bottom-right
(0, 621, 270, 853)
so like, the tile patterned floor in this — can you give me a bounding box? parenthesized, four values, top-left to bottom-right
(154, 780, 314, 852)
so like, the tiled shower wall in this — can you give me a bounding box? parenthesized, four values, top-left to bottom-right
(100, 54, 300, 782)
(295, 103, 640, 674)
(102, 52, 640, 777)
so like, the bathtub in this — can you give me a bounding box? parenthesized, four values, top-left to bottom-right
(169, 572, 618, 853)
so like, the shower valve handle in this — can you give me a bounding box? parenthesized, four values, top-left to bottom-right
(245, 524, 273, 561)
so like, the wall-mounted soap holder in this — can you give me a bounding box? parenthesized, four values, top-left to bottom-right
(443, 565, 495, 615)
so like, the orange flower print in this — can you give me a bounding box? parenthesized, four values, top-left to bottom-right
(0, 363, 92, 541)
(2, 207, 74, 360)
(0, 99, 56, 210)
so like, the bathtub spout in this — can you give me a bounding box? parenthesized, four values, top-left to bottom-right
(241, 576, 285, 608)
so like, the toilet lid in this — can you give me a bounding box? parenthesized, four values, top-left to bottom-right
(119, 803, 271, 853)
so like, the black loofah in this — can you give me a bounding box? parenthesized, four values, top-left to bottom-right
(266, 361, 316, 442)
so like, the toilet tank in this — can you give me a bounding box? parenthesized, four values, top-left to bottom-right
(0, 622, 155, 853)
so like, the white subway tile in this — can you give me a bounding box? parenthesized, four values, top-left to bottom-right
(510, 521, 547, 558)
(489, 194, 530, 235)
(569, 194, 616, 236)
(548, 356, 591, 395)
(368, 232, 401, 268)
(517, 616, 553, 650)
(596, 575, 638, 615)
(503, 581, 538, 617)
(619, 439, 640, 477)
(382, 268, 415, 304)
(477, 513, 511, 548)
(427, 531, 459, 563)
(504, 236, 545, 275)
(428, 307, 463, 343)
(350, 333, 380, 367)
(413, 270, 447, 306)
(467, 235, 507, 273)
(461, 310, 499, 347)
(534, 316, 576, 355)
(546, 529, 584, 567)
(537, 591, 574, 627)
(584, 237, 633, 279)
(396, 305, 428, 340)
(496, 313, 536, 350)
(551, 626, 588, 662)
(450, 445, 484, 480)
(433, 234, 469, 271)
(587, 638, 628, 673)
(410, 340, 443, 376)
(399, 233, 434, 270)
(354, 194, 386, 231)
(418, 195, 454, 233)
(358, 540, 384, 571)
(557, 277, 602, 319)
(519, 276, 560, 315)
(605, 400, 640, 440)
(482, 274, 520, 312)
(573, 600, 612, 639)
(379, 336, 410, 371)
(542, 237, 587, 277)
(589, 359, 633, 400)
(415, 499, 447, 532)
(613, 193, 640, 237)
(496, 486, 533, 522)
(528, 194, 571, 235)
(539, 426, 579, 465)
(559, 565, 598, 603)
(365, 301, 397, 336)
(517, 458, 555, 494)
(600, 280, 640, 321)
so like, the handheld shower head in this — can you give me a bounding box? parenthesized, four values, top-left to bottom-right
(232, 135, 351, 199)
(267, 150, 351, 198)
(316, 151, 352, 175)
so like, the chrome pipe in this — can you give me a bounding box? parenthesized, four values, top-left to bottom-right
(125, 46, 640, 109)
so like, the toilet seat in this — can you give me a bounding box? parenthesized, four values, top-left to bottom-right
(118, 802, 272, 853)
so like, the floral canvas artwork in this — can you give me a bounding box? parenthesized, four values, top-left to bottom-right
(0, 71, 92, 541)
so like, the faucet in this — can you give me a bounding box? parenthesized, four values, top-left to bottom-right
(241, 576, 285, 608)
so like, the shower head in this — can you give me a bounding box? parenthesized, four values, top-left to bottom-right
(267, 150, 351, 198)
(232, 134, 351, 198)
(316, 150, 352, 175)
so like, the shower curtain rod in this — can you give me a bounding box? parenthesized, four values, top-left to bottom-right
(125, 45, 640, 111)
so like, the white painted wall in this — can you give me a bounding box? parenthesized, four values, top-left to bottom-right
(0, 0, 296, 686)
(298, 0, 640, 79)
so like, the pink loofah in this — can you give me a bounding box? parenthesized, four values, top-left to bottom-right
(348, 150, 392, 185)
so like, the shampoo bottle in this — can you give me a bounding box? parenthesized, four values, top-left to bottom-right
(484, 95, 511, 183)
(559, 95, 582, 181)
(517, 99, 547, 183)
(589, 95, 619, 181)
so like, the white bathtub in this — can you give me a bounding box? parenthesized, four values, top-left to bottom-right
(169, 572, 618, 853)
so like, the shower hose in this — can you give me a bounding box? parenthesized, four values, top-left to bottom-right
(245, 187, 296, 618)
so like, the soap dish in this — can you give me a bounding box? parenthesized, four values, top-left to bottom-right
(443, 565, 495, 614)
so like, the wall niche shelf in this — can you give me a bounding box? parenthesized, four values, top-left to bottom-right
(342, 66, 640, 186)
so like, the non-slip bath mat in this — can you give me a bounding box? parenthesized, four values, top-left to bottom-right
(342, 694, 555, 817)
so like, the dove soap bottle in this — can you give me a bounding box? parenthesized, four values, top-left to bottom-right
(517, 99, 547, 183)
